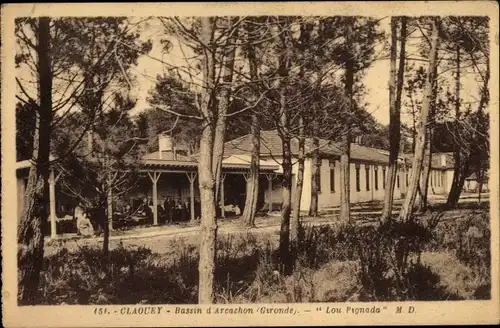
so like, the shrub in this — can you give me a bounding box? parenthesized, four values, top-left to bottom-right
(37, 209, 491, 304)
(39, 244, 198, 305)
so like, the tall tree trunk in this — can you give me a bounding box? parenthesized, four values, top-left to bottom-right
(198, 124, 217, 304)
(280, 134, 293, 275)
(291, 117, 305, 257)
(197, 17, 217, 304)
(277, 19, 293, 275)
(399, 18, 439, 221)
(242, 21, 260, 227)
(309, 134, 320, 217)
(448, 159, 471, 205)
(242, 114, 260, 227)
(103, 187, 112, 258)
(477, 167, 483, 205)
(18, 17, 52, 305)
(418, 59, 437, 212)
(447, 45, 462, 207)
(382, 16, 406, 221)
(212, 18, 238, 203)
(340, 18, 354, 223)
(418, 132, 432, 211)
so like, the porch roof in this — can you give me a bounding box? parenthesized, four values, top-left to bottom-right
(142, 155, 279, 173)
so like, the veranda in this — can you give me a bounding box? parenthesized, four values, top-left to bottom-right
(15, 156, 281, 239)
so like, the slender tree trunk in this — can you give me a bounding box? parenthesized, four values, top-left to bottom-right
(17, 17, 52, 305)
(197, 17, 217, 304)
(340, 19, 355, 223)
(291, 117, 305, 256)
(242, 21, 260, 227)
(103, 188, 112, 258)
(198, 124, 217, 304)
(309, 77, 321, 217)
(477, 168, 483, 205)
(242, 114, 260, 227)
(382, 16, 406, 222)
(309, 135, 320, 217)
(280, 135, 293, 275)
(447, 45, 462, 207)
(275, 18, 293, 275)
(418, 133, 432, 211)
(399, 18, 439, 221)
(212, 18, 238, 203)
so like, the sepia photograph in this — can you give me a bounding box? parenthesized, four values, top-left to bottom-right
(1, 2, 499, 327)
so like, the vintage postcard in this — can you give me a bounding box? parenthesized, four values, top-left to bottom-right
(2, 1, 499, 327)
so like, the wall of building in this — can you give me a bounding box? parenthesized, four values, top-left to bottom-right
(265, 156, 407, 212)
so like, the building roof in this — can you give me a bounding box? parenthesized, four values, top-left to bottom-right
(224, 130, 393, 165)
(402, 152, 455, 170)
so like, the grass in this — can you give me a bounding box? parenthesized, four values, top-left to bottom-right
(32, 207, 491, 305)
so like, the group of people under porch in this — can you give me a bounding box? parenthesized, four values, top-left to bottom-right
(131, 194, 243, 225)
(73, 193, 245, 236)
(124, 196, 200, 225)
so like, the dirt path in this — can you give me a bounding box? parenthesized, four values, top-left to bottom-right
(44, 197, 488, 257)
(44, 215, 341, 256)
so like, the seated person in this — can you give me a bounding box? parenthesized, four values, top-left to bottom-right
(75, 205, 94, 236)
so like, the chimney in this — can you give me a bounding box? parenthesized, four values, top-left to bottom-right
(158, 134, 172, 159)
(441, 154, 447, 167)
(158, 134, 178, 160)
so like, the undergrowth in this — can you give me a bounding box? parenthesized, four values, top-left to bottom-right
(34, 209, 491, 305)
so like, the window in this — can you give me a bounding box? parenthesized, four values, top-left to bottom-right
(374, 166, 379, 190)
(329, 160, 335, 192)
(382, 167, 386, 189)
(355, 164, 361, 192)
(397, 174, 400, 188)
(365, 165, 370, 191)
(405, 172, 409, 187)
(430, 171, 433, 186)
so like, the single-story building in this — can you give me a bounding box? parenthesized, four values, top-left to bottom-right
(17, 130, 482, 239)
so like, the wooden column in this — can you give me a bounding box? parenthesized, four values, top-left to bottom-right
(148, 171, 162, 226)
(402, 159, 408, 193)
(186, 172, 197, 222)
(49, 169, 57, 239)
(266, 174, 274, 214)
(220, 174, 226, 218)
(370, 165, 375, 201)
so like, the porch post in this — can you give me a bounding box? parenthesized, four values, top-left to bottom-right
(220, 173, 226, 218)
(49, 169, 57, 239)
(148, 171, 162, 226)
(371, 165, 375, 201)
(266, 174, 273, 214)
(186, 172, 197, 222)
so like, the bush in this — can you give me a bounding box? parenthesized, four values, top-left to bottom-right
(39, 243, 198, 304)
(37, 209, 491, 304)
